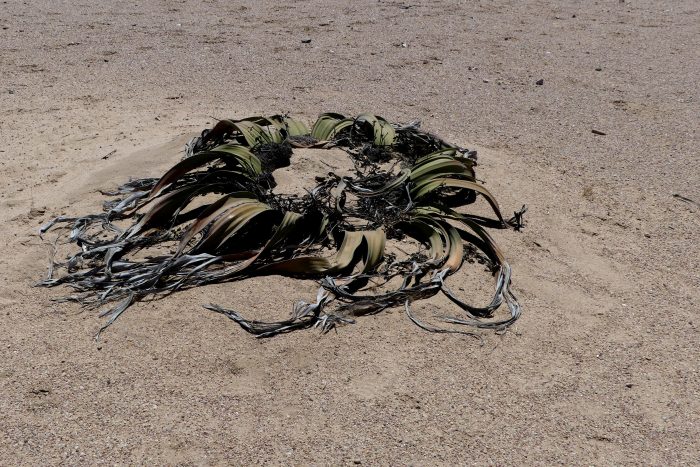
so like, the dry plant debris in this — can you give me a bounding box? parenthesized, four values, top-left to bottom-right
(39, 113, 526, 338)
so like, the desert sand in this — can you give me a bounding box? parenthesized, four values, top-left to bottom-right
(1, 0, 698, 464)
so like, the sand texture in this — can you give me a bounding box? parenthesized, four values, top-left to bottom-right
(1, 0, 699, 464)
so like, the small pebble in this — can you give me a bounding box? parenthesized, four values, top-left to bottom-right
(29, 207, 46, 217)
(535, 79, 544, 85)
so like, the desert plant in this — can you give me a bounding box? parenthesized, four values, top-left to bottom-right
(40, 113, 526, 338)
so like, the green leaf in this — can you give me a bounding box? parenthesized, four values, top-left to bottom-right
(209, 144, 262, 174)
(401, 217, 445, 262)
(282, 116, 310, 137)
(331, 231, 365, 272)
(310, 113, 353, 140)
(355, 114, 396, 146)
(359, 229, 386, 273)
(232, 120, 284, 146)
(176, 193, 258, 255)
(409, 158, 474, 181)
(440, 221, 464, 273)
(148, 145, 260, 199)
(203, 118, 284, 147)
(413, 148, 461, 165)
(128, 182, 244, 238)
(194, 201, 277, 253)
(410, 177, 505, 224)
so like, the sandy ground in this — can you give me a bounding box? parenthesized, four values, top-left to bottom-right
(1, 0, 699, 464)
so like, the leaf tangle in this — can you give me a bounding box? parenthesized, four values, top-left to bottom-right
(39, 113, 526, 338)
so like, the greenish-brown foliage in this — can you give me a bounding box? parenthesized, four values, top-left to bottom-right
(40, 113, 525, 338)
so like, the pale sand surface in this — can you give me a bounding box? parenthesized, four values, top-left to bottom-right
(1, 0, 699, 464)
